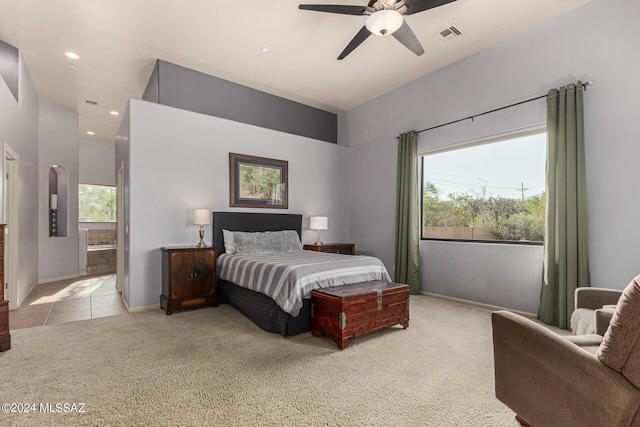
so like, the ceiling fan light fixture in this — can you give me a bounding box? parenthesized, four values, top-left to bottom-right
(365, 9, 403, 36)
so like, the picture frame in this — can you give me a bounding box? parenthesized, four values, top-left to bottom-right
(229, 153, 288, 209)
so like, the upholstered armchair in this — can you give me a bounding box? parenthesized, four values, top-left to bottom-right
(492, 275, 640, 427)
(571, 287, 622, 335)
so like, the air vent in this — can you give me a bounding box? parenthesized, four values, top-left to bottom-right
(434, 25, 462, 41)
(85, 100, 98, 106)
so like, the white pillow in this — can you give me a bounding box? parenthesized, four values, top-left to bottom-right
(222, 229, 236, 255)
(233, 230, 301, 255)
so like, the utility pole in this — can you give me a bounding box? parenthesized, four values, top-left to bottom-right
(516, 182, 528, 202)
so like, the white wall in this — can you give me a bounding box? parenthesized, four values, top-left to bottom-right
(340, 0, 640, 314)
(122, 100, 349, 308)
(37, 99, 80, 281)
(0, 53, 39, 304)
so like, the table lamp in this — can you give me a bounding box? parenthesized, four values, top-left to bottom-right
(194, 209, 211, 248)
(310, 216, 328, 246)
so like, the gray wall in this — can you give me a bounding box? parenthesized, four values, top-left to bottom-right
(340, 0, 640, 314)
(37, 99, 80, 281)
(0, 40, 19, 102)
(119, 99, 349, 309)
(0, 51, 39, 305)
(115, 103, 131, 305)
(79, 138, 115, 186)
(144, 60, 338, 144)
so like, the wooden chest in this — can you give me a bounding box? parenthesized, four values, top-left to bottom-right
(311, 281, 409, 349)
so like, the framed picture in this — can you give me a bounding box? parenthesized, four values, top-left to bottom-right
(229, 153, 288, 209)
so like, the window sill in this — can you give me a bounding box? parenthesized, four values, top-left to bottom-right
(421, 238, 543, 246)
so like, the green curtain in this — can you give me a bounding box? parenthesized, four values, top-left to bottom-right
(394, 131, 421, 294)
(538, 82, 590, 328)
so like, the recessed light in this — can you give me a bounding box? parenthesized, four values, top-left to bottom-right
(261, 47, 269, 53)
(65, 52, 80, 60)
(86, 131, 95, 135)
(110, 110, 119, 116)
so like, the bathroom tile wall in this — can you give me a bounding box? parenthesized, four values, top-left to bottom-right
(87, 229, 116, 245)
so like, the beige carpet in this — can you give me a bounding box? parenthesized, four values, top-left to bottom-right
(1, 295, 518, 426)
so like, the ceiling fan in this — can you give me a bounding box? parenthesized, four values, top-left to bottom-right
(299, 0, 458, 60)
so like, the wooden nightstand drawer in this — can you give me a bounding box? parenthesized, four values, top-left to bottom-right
(304, 243, 355, 255)
(0, 224, 10, 352)
(0, 302, 8, 332)
(0, 300, 10, 352)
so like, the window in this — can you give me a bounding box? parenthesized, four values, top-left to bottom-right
(421, 128, 546, 243)
(79, 184, 116, 222)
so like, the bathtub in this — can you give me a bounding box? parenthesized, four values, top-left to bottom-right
(87, 244, 117, 275)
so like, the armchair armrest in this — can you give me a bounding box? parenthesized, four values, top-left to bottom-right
(595, 307, 616, 336)
(575, 287, 622, 310)
(492, 310, 640, 427)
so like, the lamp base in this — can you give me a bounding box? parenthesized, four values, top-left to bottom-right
(197, 225, 207, 248)
(313, 240, 324, 246)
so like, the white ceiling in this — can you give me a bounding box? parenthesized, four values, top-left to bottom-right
(0, 0, 592, 142)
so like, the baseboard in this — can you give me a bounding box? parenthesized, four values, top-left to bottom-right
(123, 301, 160, 313)
(12, 281, 39, 310)
(419, 291, 536, 319)
(38, 274, 80, 285)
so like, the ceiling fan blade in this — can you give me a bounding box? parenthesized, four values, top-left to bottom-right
(299, 4, 367, 15)
(392, 21, 424, 56)
(337, 26, 372, 60)
(403, 0, 458, 15)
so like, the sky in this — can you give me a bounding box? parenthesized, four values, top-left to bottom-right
(422, 133, 546, 201)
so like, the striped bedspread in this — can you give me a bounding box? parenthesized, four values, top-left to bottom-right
(217, 250, 391, 317)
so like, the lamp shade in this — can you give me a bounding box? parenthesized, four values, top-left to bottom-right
(365, 9, 403, 36)
(310, 216, 328, 230)
(194, 209, 211, 225)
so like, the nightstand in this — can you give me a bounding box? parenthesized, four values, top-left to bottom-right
(303, 243, 355, 255)
(160, 246, 217, 315)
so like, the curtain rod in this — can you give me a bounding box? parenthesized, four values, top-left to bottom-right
(407, 80, 594, 136)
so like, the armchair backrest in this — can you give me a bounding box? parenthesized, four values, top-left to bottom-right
(597, 274, 640, 388)
(575, 287, 622, 310)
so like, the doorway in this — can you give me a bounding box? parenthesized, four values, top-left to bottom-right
(116, 162, 125, 295)
(3, 142, 20, 309)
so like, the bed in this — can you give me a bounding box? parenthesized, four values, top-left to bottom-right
(212, 212, 391, 336)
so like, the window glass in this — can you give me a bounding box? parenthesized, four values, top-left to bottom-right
(79, 184, 116, 222)
(422, 130, 545, 243)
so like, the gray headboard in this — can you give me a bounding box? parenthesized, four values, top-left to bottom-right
(212, 212, 303, 257)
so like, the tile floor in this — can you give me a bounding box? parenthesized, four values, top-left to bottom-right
(10, 274, 126, 330)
